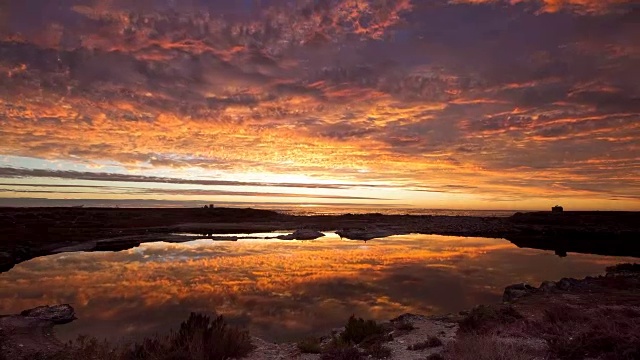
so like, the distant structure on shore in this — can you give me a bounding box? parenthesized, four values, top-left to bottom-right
(552, 205, 564, 213)
(203, 204, 215, 209)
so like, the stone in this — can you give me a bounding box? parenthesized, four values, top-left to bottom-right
(503, 283, 535, 302)
(20, 304, 76, 325)
(276, 229, 325, 240)
(539, 281, 557, 291)
(556, 278, 573, 291)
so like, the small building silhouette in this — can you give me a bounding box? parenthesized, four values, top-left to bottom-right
(552, 205, 564, 213)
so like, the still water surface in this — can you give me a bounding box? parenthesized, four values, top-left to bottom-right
(0, 233, 634, 343)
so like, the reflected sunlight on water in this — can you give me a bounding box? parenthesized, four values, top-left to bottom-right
(0, 234, 635, 343)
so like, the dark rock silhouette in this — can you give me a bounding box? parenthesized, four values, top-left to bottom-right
(336, 227, 395, 241)
(20, 304, 76, 325)
(503, 283, 536, 302)
(277, 229, 324, 240)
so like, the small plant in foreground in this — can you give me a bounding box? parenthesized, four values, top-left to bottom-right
(458, 305, 523, 333)
(43, 312, 254, 360)
(297, 337, 322, 354)
(407, 336, 443, 351)
(340, 315, 386, 345)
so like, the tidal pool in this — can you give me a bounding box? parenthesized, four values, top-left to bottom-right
(0, 233, 635, 343)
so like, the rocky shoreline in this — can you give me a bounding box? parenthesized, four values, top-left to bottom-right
(2, 264, 638, 360)
(1, 208, 639, 272)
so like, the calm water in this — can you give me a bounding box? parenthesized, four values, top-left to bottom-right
(273, 206, 521, 217)
(0, 233, 634, 343)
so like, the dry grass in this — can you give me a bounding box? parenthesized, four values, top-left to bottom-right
(458, 305, 523, 333)
(297, 337, 323, 354)
(441, 335, 540, 360)
(453, 294, 640, 360)
(536, 304, 640, 360)
(44, 312, 254, 360)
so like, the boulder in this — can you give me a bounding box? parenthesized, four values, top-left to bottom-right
(503, 283, 535, 302)
(20, 304, 76, 325)
(336, 228, 395, 241)
(539, 281, 557, 292)
(277, 229, 325, 240)
(556, 278, 575, 291)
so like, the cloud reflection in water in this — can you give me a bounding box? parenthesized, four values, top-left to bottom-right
(0, 234, 634, 342)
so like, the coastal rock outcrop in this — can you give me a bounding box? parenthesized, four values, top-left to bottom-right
(20, 304, 76, 325)
(277, 229, 325, 240)
(0, 304, 77, 359)
(502, 283, 536, 302)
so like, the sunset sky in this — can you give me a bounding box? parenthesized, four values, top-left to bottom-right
(0, 0, 638, 210)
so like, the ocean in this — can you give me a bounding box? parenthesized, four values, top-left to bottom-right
(268, 206, 523, 217)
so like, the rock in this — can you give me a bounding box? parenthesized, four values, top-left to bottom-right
(556, 278, 574, 291)
(503, 283, 535, 302)
(276, 229, 325, 240)
(20, 304, 76, 325)
(539, 281, 557, 291)
(336, 228, 395, 241)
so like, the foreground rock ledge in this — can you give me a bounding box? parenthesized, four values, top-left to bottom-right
(0, 304, 76, 359)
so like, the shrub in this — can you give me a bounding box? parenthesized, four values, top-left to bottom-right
(43, 312, 254, 360)
(458, 305, 523, 333)
(407, 336, 443, 350)
(297, 337, 322, 354)
(542, 304, 585, 324)
(47, 336, 117, 360)
(168, 312, 255, 360)
(340, 315, 386, 345)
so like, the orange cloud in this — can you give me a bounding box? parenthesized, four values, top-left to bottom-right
(449, 0, 634, 14)
(0, 0, 638, 209)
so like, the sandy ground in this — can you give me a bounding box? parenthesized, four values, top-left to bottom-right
(245, 315, 459, 360)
